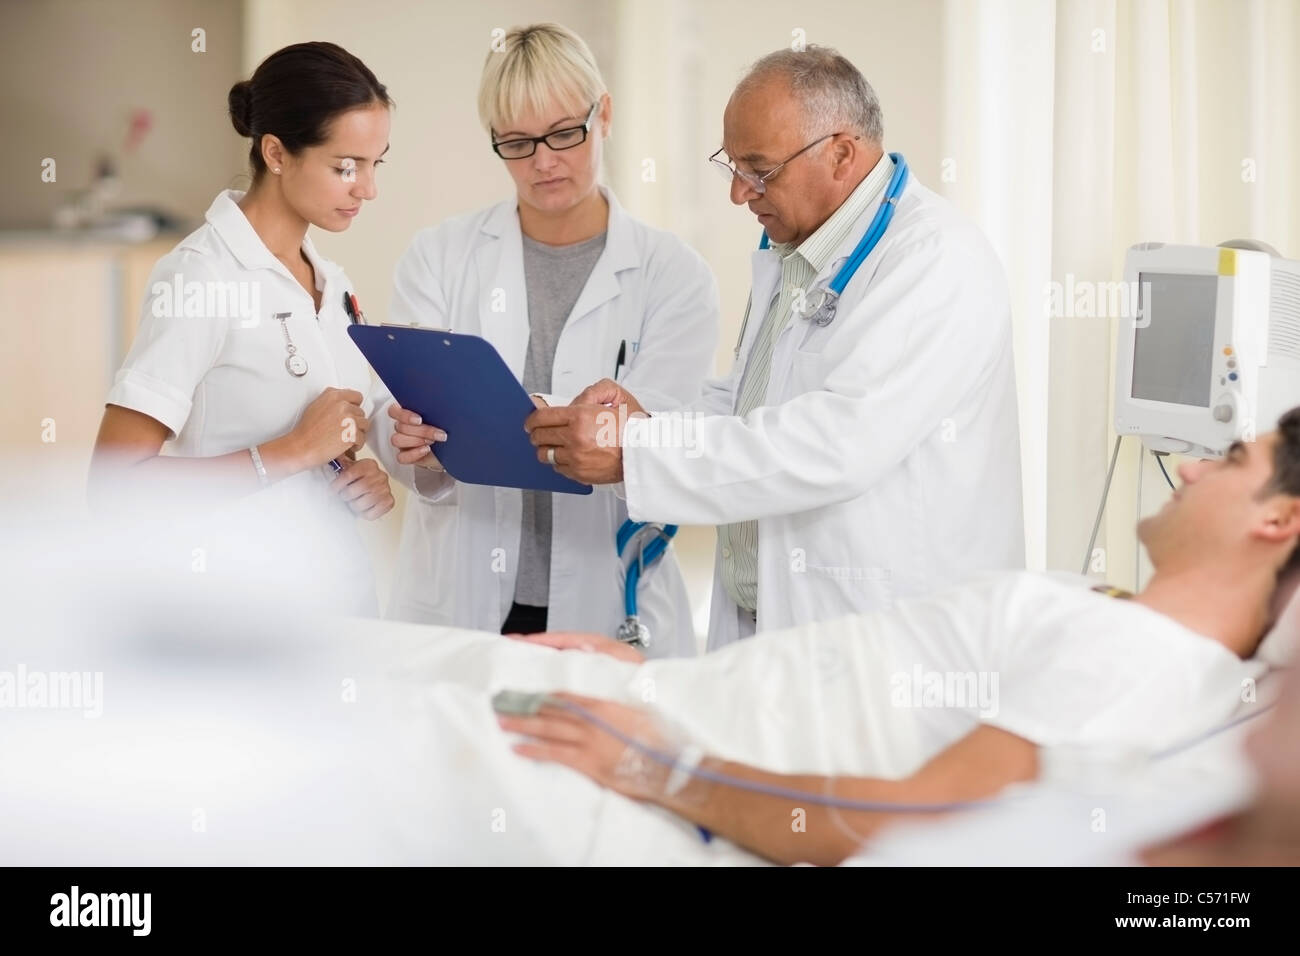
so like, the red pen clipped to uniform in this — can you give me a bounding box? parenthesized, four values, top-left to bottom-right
(343, 290, 366, 326)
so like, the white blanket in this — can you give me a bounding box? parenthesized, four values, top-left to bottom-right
(340, 571, 1269, 865)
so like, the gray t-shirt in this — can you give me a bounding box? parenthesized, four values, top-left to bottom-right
(515, 230, 608, 608)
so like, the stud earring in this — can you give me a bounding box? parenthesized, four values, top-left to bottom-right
(273, 167, 281, 174)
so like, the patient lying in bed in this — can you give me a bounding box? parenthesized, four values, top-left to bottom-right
(390, 417, 1300, 865)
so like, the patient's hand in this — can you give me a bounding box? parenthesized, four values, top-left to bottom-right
(506, 630, 646, 664)
(499, 692, 678, 802)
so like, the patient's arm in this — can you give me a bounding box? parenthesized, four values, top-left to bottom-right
(664, 724, 1039, 866)
(504, 694, 1038, 866)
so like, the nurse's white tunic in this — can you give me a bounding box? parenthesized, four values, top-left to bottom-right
(106, 190, 378, 614)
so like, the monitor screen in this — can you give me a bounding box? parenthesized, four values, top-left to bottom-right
(1131, 271, 1219, 407)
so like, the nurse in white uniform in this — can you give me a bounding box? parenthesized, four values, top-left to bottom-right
(90, 42, 396, 614)
(373, 24, 719, 655)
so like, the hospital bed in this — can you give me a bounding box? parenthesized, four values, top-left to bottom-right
(329, 609, 1294, 867)
(2, 506, 1292, 866)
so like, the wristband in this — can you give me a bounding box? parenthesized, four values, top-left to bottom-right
(249, 445, 270, 487)
(665, 744, 705, 797)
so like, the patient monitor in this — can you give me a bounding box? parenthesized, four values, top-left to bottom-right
(1114, 241, 1300, 458)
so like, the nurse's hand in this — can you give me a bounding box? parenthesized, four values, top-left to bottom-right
(330, 456, 395, 520)
(290, 387, 369, 467)
(506, 630, 647, 664)
(387, 401, 447, 470)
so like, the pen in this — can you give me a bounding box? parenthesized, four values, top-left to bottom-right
(343, 291, 366, 325)
(613, 339, 626, 380)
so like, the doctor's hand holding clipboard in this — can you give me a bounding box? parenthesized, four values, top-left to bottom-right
(386, 402, 447, 472)
(385, 394, 546, 474)
(524, 378, 644, 484)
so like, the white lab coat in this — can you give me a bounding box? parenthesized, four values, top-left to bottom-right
(371, 186, 719, 656)
(106, 189, 379, 615)
(622, 174, 1025, 650)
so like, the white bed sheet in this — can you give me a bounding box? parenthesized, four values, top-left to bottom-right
(338, 618, 1279, 866)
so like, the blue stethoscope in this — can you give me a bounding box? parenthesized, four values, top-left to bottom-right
(614, 519, 678, 648)
(735, 152, 909, 354)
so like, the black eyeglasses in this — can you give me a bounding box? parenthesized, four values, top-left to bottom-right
(492, 102, 599, 160)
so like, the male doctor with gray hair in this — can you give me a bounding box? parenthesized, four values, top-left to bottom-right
(526, 46, 1025, 649)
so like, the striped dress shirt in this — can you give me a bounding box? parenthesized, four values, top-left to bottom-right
(718, 151, 895, 612)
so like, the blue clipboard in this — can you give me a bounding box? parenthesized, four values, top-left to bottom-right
(348, 326, 592, 495)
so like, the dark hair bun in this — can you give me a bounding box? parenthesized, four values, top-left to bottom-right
(231, 42, 392, 179)
(228, 80, 253, 137)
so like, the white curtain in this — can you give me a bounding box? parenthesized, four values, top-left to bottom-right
(940, 0, 1058, 572)
(940, 0, 1300, 581)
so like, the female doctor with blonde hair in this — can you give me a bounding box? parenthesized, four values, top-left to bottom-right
(374, 23, 719, 655)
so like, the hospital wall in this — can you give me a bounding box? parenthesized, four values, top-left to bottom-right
(0, 0, 247, 513)
(0, 0, 246, 232)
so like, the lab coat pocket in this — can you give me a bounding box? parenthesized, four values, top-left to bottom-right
(790, 347, 827, 397)
(791, 532, 896, 618)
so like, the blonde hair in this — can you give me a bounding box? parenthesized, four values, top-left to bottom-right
(478, 23, 607, 135)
